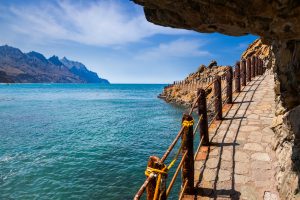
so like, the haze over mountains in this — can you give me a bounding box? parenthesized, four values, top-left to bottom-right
(0, 45, 109, 84)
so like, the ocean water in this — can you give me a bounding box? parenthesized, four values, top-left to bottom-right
(0, 84, 188, 200)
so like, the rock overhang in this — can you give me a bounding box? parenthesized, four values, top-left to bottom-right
(133, 0, 300, 43)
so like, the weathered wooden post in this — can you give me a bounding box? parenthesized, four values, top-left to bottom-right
(259, 58, 263, 75)
(262, 59, 264, 74)
(197, 89, 209, 145)
(255, 56, 257, 77)
(241, 59, 246, 86)
(146, 156, 166, 200)
(258, 58, 260, 76)
(251, 56, 255, 78)
(253, 56, 256, 77)
(214, 75, 222, 120)
(226, 66, 233, 104)
(262, 59, 265, 74)
(235, 61, 241, 93)
(259, 60, 262, 75)
(181, 114, 194, 195)
(255, 57, 259, 76)
(246, 57, 251, 82)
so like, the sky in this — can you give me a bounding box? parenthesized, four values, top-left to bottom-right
(0, 0, 258, 83)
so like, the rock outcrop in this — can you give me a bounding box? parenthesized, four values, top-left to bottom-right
(159, 64, 228, 106)
(134, 1, 300, 199)
(241, 38, 274, 70)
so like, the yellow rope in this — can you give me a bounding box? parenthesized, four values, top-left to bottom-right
(182, 119, 194, 127)
(145, 165, 167, 200)
(145, 167, 167, 177)
(167, 143, 182, 170)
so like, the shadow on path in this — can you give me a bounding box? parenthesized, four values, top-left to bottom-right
(194, 74, 266, 199)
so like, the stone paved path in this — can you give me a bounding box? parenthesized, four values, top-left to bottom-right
(184, 73, 279, 200)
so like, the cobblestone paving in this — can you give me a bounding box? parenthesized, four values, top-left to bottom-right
(184, 73, 279, 200)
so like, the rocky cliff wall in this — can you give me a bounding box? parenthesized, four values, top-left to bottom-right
(159, 63, 228, 106)
(133, 1, 300, 198)
(271, 40, 300, 199)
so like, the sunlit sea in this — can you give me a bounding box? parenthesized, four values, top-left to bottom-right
(0, 84, 188, 200)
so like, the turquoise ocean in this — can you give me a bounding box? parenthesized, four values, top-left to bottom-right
(0, 84, 191, 200)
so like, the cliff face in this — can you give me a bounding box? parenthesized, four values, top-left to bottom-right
(134, 1, 300, 199)
(242, 39, 271, 61)
(0, 45, 109, 84)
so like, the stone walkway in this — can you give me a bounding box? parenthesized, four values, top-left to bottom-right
(184, 73, 279, 200)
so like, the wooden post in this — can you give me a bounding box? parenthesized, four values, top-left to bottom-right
(246, 57, 251, 82)
(262, 59, 265, 74)
(259, 59, 262, 75)
(197, 89, 209, 145)
(255, 56, 257, 77)
(256, 57, 261, 75)
(226, 66, 233, 104)
(255, 57, 259, 76)
(251, 56, 255, 78)
(214, 75, 222, 120)
(241, 59, 246, 86)
(259, 59, 263, 75)
(181, 114, 194, 194)
(146, 156, 166, 200)
(261, 59, 264, 74)
(253, 56, 256, 77)
(235, 61, 241, 93)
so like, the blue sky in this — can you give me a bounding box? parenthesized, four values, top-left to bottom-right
(0, 0, 258, 83)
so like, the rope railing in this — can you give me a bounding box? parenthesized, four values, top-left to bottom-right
(166, 151, 187, 197)
(134, 56, 265, 200)
(193, 114, 203, 137)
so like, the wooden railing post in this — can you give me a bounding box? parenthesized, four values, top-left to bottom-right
(246, 57, 251, 82)
(197, 89, 209, 145)
(181, 114, 194, 195)
(262, 59, 265, 74)
(241, 59, 246, 86)
(226, 66, 233, 104)
(253, 56, 256, 77)
(262, 59, 264, 74)
(251, 56, 255, 78)
(214, 75, 222, 120)
(146, 156, 166, 200)
(259, 58, 262, 75)
(255, 57, 259, 76)
(257, 58, 260, 75)
(235, 61, 241, 93)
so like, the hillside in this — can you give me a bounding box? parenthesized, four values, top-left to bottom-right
(0, 45, 109, 84)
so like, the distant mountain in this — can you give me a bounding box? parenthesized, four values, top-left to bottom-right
(0, 45, 109, 84)
(60, 57, 108, 83)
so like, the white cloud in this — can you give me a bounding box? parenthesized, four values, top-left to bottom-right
(0, 0, 190, 47)
(135, 39, 211, 60)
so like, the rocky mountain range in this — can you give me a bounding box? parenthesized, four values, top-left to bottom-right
(0, 45, 109, 84)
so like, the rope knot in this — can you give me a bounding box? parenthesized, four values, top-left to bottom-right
(145, 166, 168, 177)
(182, 119, 194, 127)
